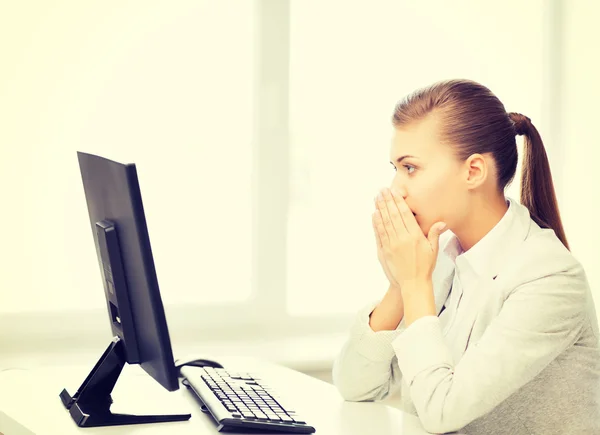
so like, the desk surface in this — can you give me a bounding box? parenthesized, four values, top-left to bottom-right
(0, 356, 437, 435)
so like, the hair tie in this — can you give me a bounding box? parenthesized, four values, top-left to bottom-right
(508, 112, 531, 136)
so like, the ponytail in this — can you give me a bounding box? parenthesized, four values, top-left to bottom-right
(508, 113, 570, 250)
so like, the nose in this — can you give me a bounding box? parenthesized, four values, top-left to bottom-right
(389, 184, 408, 199)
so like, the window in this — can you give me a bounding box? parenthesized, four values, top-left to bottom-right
(0, 1, 254, 312)
(2, 1, 569, 353)
(287, 0, 546, 315)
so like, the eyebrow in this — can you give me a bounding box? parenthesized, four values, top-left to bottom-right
(390, 155, 417, 165)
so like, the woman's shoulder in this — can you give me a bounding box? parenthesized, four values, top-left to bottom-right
(503, 221, 587, 292)
(507, 200, 583, 277)
(524, 222, 579, 268)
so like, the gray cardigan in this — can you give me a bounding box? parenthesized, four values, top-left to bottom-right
(332, 199, 600, 434)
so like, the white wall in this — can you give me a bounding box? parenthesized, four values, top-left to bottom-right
(561, 1, 600, 319)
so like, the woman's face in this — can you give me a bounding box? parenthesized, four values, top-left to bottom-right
(389, 115, 467, 236)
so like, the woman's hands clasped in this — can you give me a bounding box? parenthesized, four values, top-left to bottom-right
(372, 188, 447, 291)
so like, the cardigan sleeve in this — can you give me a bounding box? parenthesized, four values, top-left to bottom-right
(392, 269, 587, 434)
(332, 300, 406, 402)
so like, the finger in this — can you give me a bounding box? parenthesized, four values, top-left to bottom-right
(372, 212, 383, 249)
(372, 210, 389, 246)
(375, 191, 397, 239)
(428, 222, 447, 256)
(391, 190, 421, 235)
(381, 188, 407, 236)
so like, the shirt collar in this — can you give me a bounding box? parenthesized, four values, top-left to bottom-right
(441, 197, 516, 280)
(442, 232, 463, 264)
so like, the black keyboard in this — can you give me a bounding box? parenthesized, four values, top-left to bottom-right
(180, 366, 316, 433)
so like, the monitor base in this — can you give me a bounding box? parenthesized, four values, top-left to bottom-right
(59, 336, 191, 427)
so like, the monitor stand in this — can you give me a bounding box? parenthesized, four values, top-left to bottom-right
(59, 336, 191, 427)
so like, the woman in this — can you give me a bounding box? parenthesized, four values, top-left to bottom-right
(332, 79, 600, 434)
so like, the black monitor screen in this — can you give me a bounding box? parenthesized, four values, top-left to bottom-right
(77, 151, 179, 392)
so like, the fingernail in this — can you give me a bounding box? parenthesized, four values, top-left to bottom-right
(377, 192, 383, 201)
(439, 223, 447, 232)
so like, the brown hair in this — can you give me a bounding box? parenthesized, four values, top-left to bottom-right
(392, 79, 569, 250)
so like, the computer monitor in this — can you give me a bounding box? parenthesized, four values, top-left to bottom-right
(59, 151, 191, 427)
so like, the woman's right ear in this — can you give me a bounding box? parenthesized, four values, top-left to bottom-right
(464, 153, 488, 190)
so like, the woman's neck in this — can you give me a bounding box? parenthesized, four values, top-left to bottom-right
(454, 195, 509, 252)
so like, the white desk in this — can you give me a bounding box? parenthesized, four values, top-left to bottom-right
(0, 356, 439, 435)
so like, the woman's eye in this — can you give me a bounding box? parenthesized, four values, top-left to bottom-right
(404, 165, 415, 174)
